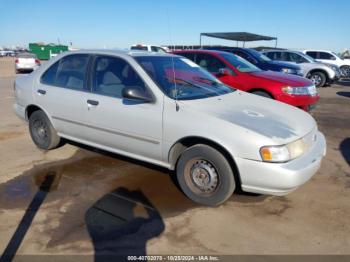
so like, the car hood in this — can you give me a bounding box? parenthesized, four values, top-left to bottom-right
(180, 91, 316, 144)
(249, 71, 312, 86)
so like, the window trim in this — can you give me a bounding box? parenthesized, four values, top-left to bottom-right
(89, 54, 155, 100)
(40, 54, 92, 93)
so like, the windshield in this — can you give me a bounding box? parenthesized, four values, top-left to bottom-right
(16, 52, 36, 58)
(332, 52, 343, 60)
(302, 53, 316, 62)
(248, 49, 271, 62)
(221, 53, 261, 73)
(135, 56, 234, 100)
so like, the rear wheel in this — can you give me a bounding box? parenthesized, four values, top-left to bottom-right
(309, 71, 326, 87)
(176, 144, 236, 206)
(29, 110, 61, 150)
(251, 90, 273, 99)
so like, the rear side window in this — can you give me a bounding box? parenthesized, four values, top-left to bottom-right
(92, 56, 147, 98)
(41, 54, 90, 91)
(177, 52, 196, 61)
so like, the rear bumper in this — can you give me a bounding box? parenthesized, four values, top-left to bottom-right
(13, 103, 26, 121)
(276, 93, 320, 111)
(236, 131, 326, 196)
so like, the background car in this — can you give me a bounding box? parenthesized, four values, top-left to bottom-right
(262, 49, 340, 87)
(302, 50, 350, 78)
(207, 47, 304, 76)
(130, 44, 169, 53)
(15, 52, 40, 73)
(173, 50, 319, 111)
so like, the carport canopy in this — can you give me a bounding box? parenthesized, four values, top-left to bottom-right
(200, 32, 278, 47)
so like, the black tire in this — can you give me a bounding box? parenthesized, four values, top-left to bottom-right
(251, 90, 273, 99)
(340, 66, 350, 78)
(176, 144, 235, 206)
(29, 110, 61, 150)
(309, 71, 326, 87)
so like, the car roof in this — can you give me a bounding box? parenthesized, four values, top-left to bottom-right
(173, 49, 233, 56)
(62, 49, 176, 58)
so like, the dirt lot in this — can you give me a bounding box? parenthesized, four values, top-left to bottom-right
(0, 56, 349, 259)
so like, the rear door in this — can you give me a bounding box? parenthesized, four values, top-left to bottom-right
(83, 55, 163, 161)
(35, 54, 91, 140)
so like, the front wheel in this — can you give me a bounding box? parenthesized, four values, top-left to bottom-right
(176, 144, 236, 206)
(251, 90, 273, 99)
(309, 72, 326, 87)
(29, 110, 62, 150)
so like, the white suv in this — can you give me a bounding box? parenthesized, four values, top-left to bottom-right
(302, 50, 350, 77)
(130, 44, 169, 53)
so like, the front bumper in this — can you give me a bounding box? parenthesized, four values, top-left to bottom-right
(276, 93, 320, 111)
(236, 131, 326, 196)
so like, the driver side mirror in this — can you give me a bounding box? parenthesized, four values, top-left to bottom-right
(122, 86, 154, 103)
(218, 68, 232, 76)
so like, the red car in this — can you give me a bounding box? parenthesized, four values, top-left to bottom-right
(173, 50, 319, 111)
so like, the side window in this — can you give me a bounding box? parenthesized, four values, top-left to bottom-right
(41, 54, 89, 91)
(41, 61, 59, 85)
(265, 52, 276, 60)
(196, 54, 227, 74)
(151, 46, 158, 52)
(178, 52, 196, 62)
(306, 51, 318, 59)
(92, 56, 147, 98)
(319, 52, 335, 60)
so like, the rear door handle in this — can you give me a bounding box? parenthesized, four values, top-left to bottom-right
(87, 99, 99, 106)
(37, 89, 46, 95)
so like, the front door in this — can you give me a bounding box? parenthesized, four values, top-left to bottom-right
(84, 55, 163, 162)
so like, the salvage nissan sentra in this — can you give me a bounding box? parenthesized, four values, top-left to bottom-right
(13, 50, 326, 206)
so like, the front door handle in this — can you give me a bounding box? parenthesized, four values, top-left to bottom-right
(37, 89, 46, 95)
(87, 99, 99, 106)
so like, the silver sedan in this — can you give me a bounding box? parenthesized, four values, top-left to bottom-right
(13, 50, 326, 206)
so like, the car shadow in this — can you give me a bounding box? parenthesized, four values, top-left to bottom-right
(337, 91, 350, 98)
(0, 171, 61, 262)
(85, 187, 165, 262)
(336, 80, 350, 87)
(340, 138, 350, 166)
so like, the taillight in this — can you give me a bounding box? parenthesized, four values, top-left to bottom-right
(35, 59, 41, 65)
(15, 59, 19, 64)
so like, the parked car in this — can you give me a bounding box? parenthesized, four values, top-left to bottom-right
(15, 52, 40, 73)
(262, 50, 340, 87)
(14, 50, 326, 206)
(130, 44, 168, 53)
(302, 50, 350, 77)
(173, 50, 319, 111)
(207, 47, 304, 76)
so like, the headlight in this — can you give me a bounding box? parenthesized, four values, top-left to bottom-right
(282, 85, 316, 95)
(281, 68, 294, 74)
(281, 68, 303, 76)
(260, 139, 307, 163)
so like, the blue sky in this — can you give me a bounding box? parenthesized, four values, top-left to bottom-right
(0, 0, 349, 52)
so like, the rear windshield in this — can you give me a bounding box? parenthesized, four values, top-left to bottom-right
(16, 53, 36, 58)
(131, 46, 148, 51)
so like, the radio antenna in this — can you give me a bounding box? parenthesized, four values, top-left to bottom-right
(166, 7, 179, 111)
